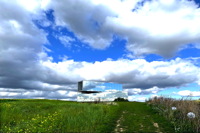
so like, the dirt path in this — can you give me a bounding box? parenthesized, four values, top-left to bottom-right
(114, 102, 174, 133)
(114, 111, 127, 133)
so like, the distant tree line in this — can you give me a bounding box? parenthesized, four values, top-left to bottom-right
(114, 97, 129, 102)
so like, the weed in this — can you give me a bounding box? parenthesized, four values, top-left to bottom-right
(147, 96, 200, 133)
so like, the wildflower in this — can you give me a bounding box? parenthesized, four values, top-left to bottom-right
(171, 107, 177, 111)
(187, 112, 195, 119)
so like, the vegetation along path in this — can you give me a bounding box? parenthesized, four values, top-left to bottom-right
(114, 102, 174, 133)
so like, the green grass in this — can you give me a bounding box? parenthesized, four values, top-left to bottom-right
(0, 99, 175, 133)
(0, 99, 119, 133)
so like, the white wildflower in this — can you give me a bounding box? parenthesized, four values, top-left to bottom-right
(171, 107, 177, 111)
(187, 112, 195, 119)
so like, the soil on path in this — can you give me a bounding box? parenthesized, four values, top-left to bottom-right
(114, 102, 174, 133)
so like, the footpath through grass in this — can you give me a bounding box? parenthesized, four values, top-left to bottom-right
(114, 102, 174, 133)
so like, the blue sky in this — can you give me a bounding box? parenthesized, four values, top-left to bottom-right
(0, 0, 200, 101)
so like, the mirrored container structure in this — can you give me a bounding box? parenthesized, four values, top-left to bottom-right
(77, 80, 128, 102)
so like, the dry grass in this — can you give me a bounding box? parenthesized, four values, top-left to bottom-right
(147, 97, 200, 133)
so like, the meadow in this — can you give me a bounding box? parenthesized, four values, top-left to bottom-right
(0, 99, 119, 133)
(0, 97, 200, 133)
(0, 98, 198, 132)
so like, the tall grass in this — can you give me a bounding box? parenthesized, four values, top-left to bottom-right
(0, 99, 119, 133)
(147, 97, 200, 133)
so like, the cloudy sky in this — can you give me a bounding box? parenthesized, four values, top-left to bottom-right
(0, 0, 200, 101)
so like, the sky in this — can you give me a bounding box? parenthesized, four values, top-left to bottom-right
(0, 0, 200, 102)
(81, 81, 122, 92)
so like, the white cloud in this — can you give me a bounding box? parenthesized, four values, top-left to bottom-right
(42, 58, 200, 89)
(44, 0, 200, 57)
(58, 35, 75, 48)
(126, 86, 163, 95)
(2, 44, 199, 99)
(17, 0, 50, 12)
(105, 0, 200, 57)
(128, 95, 147, 102)
(177, 90, 200, 97)
(0, 0, 80, 93)
(1, 0, 200, 100)
(0, 87, 77, 99)
(1, 53, 200, 99)
(47, 0, 115, 49)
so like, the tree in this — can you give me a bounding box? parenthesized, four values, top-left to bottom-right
(114, 97, 129, 102)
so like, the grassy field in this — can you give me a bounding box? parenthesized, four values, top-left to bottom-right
(0, 99, 119, 133)
(0, 99, 186, 133)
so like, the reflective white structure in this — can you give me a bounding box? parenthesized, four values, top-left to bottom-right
(77, 81, 128, 102)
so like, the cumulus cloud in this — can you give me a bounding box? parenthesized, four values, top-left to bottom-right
(0, 87, 77, 100)
(176, 90, 200, 97)
(42, 58, 200, 90)
(0, 0, 81, 92)
(1, 0, 200, 100)
(126, 86, 163, 95)
(48, 0, 115, 49)
(46, 0, 200, 57)
(107, 0, 200, 57)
